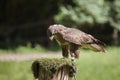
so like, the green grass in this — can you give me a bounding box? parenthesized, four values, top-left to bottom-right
(0, 44, 46, 54)
(76, 47, 120, 80)
(0, 43, 60, 54)
(0, 61, 33, 80)
(0, 46, 120, 80)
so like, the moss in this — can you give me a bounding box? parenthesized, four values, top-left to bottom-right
(31, 58, 75, 79)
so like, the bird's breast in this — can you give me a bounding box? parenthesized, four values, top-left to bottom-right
(54, 34, 69, 45)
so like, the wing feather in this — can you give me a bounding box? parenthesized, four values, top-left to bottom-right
(58, 28, 94, 45)
(58, 27, 106, 52)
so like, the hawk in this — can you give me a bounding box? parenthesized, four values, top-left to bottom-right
(47, 24, 106, 59)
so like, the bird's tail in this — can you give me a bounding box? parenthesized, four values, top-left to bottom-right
(89, 39, 106, 53)
(82, 39, 106, 53)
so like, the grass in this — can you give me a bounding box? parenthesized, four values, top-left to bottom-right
(76, 47, 120, 80)
(0, 44, 46, 54)
(0, 61, 33, 80)
(0, 46, 120, 80)
(0, 43, 60, 54)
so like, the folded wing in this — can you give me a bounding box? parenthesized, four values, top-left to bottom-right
(59, 28, 106, 52)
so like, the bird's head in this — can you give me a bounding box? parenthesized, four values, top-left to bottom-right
(47, 24, 66, 40)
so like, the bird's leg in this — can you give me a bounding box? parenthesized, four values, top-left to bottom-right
(70, 51, 77, 63)
(70, 44, 79, 59)
(70, 46, 76, 71)
(71, 55, 75, 62)
(71, 55, 76, 72)
(61, 45, 69, 58)
(69, 44, 79, 76)
(71, 55, 77, 80)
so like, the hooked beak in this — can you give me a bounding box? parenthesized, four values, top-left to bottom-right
(49, 35, 54, 40)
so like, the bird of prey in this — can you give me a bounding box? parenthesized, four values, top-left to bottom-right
(47, 24, 106, 59)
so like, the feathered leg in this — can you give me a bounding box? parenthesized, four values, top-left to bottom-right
(70, 44, 79, 80)
(61, 45, 69, 58)
(70, 44, 79, 59)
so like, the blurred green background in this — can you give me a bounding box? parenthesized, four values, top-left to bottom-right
(0, 47, 120, 80)
(0, 0, 120, 48)
(0, 0, 120, 80)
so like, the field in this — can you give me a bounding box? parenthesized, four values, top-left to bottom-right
(0, 47, 120, 80)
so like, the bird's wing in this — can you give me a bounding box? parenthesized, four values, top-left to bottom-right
(58, 28, 106, 52)
(58, 28, 94, 45)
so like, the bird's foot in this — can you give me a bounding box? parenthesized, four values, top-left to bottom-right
(71, 57, 76, 73)
(71, 57, 75, 62)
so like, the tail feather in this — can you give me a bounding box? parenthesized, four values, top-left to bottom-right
(82, 39, 106, 52)
(90, 39, 106, 52)
(90, 44, 106, 52)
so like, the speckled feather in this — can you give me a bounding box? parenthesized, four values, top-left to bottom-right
(48, 24, 106, 58)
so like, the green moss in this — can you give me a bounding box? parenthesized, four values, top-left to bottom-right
(31, 58, 74, 79)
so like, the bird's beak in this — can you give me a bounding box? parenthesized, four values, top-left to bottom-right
(49, 35, 54, 40)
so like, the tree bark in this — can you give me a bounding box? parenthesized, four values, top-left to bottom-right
(51, 66, 70, 80)
(113, 28, 119, 45)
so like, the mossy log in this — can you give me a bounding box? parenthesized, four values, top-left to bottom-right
(31, 58, 76, 80)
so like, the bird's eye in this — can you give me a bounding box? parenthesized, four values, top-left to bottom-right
(47, 29, 52, 37)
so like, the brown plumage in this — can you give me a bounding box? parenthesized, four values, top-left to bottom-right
(47, 24, 106, 59)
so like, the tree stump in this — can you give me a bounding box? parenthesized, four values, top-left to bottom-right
(31, 58, 76, 80)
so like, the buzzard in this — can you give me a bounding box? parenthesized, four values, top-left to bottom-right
(47, 24, 106, 59)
